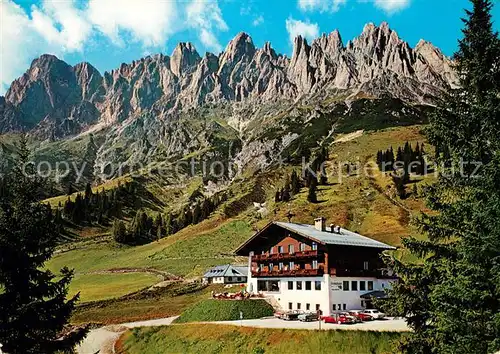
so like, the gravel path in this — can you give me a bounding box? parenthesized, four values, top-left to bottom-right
(76, 316, 178, 354)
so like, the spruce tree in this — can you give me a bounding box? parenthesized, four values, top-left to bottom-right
(112, 220, 128, 244)
(307, 177, 318, 203)
(0, 139, 87, 353)
(291, 170, 300, 195)
(384, 1, 500, 353)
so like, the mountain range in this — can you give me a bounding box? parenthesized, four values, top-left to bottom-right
(0, 22, 456, 187)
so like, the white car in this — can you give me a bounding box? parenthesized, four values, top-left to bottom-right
(362, 309, 386, 319)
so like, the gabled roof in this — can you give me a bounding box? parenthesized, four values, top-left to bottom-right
(275, 222, 396, 250)
(235, 221, 396, 254)
(203, 264, 248, 278)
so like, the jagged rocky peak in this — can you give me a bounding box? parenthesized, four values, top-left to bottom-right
(6, 54, 74, 106)
(171, 42, 201, 77)
(314, 30, 344, 53)
(73, 62, 103, 101)
(219, 32, 256, 65)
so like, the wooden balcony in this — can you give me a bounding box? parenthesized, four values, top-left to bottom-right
(251, 268, 324, 278)
(252, 250, 319, 262)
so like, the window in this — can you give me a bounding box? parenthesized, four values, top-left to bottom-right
(278, 246, 284, 254)
(305, 281, 311, 290)
(259, 264, 264, 271)
(288, 281, 293, 290)
(316, 304, 320, 311)
(289, 302, 293, 310)
(360, 281, 366, 291)
(261, 250, 265, 254)
(368, 281, 374, 291)
(257, 280, 280, 292)
(269, 263, 274, 271)
(351, 281, 358, 291)
(270, 247, 274, 254)
(343, 304, 347, 310)
(296, 281, 303, 290)
(315, 281, 322, 290)
(343, 281, 350, 291)
(312, 260, 318, 269)
(288, 244, 294, 254)
(312, 242, 317, 250)
(297, 303, 301, 310)
(363, 261, 369, 270)
(338, 304, 341, 311)
(300, 243, 306, 251)
(279, 262, 284, 270)
(306, 303, 310, 311)
(228, 277, 233, 282)
(289, 261, 295, 269)
(237, 277, 242, 282)
(332, 304, 336, 311)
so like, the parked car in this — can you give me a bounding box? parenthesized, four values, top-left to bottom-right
(348, 310, 374, 321)
(322, 313, 356, 324)
(281, 310, 302, 321)
(298, 312, 318, 322)
(339, 311, 361, 323)
(362, 309, 386, 319)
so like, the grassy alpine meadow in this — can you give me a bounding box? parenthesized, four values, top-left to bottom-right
(71, 283, 227, 325)
(67, 273, 160, 303)
(117, 324, 404, 354)
(174, 299, 274, 323)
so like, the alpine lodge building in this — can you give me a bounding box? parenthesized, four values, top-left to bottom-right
(235, 217, 397, 313)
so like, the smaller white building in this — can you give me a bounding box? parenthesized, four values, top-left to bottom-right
(202, 264, 248, 284)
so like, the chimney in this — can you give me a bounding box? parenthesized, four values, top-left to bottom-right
(314, 217, 326, 232)
(329, 224, 335, 233)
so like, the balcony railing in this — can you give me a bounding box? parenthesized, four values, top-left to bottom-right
(252, 250, 319, 262)
(251, 268, 324, 278)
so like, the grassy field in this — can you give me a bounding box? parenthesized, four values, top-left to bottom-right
(175, 299, 274, 323)
(47, 219, 249, 278)
(72, 283, 226, 325)
(118, 324, 403, 354)
(68, 273, 160, 303)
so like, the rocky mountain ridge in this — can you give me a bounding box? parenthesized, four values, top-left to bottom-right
(1, 22, 456, 139)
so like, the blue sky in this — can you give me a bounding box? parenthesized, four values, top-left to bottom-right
(1, 0, 499, 94)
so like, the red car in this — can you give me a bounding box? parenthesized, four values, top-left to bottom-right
(322, 313, 356, 324)
(348, 310, 374, 321)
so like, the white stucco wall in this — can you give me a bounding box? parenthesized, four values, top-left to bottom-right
(328, 277, 394, 311)
(248, 275, 330, 313)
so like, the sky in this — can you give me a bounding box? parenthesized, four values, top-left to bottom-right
(1, 0, 499, 95)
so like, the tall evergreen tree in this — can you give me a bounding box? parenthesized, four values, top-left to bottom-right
(384, 2, 500, 353)
(307, 177, 318, 203)
(0, 139, 87, 353)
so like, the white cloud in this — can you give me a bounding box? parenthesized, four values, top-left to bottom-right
(32, 0, 92, 51)
(298, 0, 347, 12)
(87, 0, 178, 47)
(285, 17, 319, 45)
(186, 0, 228, 52)
(252, 15, 264, 27)
(373, 0, 410, 13)
(0, 0, 63, 94)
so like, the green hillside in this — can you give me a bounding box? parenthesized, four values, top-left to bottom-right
(40, 123, 434, 324)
